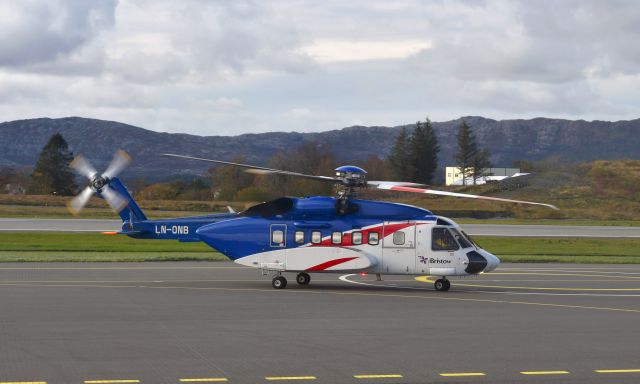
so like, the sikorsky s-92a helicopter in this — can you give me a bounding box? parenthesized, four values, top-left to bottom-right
(69, 150, 557, 291)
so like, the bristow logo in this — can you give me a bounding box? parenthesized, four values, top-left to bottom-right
(418, 256, 451, 264)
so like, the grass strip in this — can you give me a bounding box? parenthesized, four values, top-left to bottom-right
(0, 233, 639, 263)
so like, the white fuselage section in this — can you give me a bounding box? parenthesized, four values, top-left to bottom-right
(234, 218, 500, 277)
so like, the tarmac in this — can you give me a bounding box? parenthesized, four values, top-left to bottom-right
(1, 218, 640, 237)
(1, 261, 639, 384)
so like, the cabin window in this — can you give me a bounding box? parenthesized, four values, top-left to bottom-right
(352, 231, 363, 245)
(311, 231, 322, 244)
(450, 228, 472, 248)
(393, 231, 405, 245)
(294, 230, 305, 244)
(332, 231, 342, 244)
(432, 227, 459, 251)
(368, 231, 380, 245)
(271, 230, 284, 245)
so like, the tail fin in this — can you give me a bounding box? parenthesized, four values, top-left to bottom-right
(108, 177, 147, 223)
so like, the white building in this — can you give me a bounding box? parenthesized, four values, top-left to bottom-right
(445, 167, 524, 186)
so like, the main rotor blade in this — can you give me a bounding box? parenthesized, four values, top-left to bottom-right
(162, 154, 340, 183)
(375, 184, 559, 210)
(367, 181, 427, 188)
(100, 185, 128, 213)
(67, 186, 94, 215)
(70, 155, 98, 180)
(103, 150, 131, 179)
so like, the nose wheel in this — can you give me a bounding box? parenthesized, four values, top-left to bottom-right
(296, 272, 311, 285)
(434, 278, 451, 292)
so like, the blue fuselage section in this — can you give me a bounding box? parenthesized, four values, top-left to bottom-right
(123, 196, 436, 260)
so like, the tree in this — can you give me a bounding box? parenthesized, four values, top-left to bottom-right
(472, 149, 492, 184)
(454, 120, 478, 185)
(387, 127, 413, 180)
(28, 133, 77, 195)
(210, 157, 254, 201)
(410, 118, 440, 184)
(263, 142, 335, 197)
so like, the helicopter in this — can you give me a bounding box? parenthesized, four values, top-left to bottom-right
(68, 150, 557, 291)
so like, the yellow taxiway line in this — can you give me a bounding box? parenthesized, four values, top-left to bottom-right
(415, 275, 640, 291)
(353, 374, 403, 379)
(520, 371, 570, 375)
(180, 379, 229, 382)
(0, 382, 47, 384)
(439, 372, 486, 377)
(84, 380, 141, 384)
(265, 377, 316, 381)
(595, 369, 640, 373)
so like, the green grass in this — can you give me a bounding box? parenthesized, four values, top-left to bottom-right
(0, 204, 213, 219)
(476, 237, 640, 264)
(0, 252, 227, 262)
(1, 233, 639, 264)
(455, 218, 640, 226)
(0, 232, 226, 262)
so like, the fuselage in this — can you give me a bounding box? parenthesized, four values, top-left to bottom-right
(123, 196, 500, 277)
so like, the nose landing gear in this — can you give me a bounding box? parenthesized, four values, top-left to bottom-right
(434, 278, 451, 292)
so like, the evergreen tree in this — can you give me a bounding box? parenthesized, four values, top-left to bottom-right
(410, 118, 440, 184)
(472, 149, 492, 184)
(28, 133, 77, 195)
(387, 127, 413, 180)
(454, 120, 478, 185)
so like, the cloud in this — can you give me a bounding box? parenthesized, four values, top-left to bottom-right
(301, 39, 432, 62)
(0, 0, 639, 136)
(0, 0, 116, 68)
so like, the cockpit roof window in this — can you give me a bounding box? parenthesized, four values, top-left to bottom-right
(436, 217, 454, 226)
(450, 228, 472, 248)
(461, 230, 478, 247)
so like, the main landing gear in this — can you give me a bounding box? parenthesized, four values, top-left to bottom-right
(434, 278, 451, 292)
(296, 272, 311, 285)
(272, 275, 287, 289)
(272, 272, 311, 289)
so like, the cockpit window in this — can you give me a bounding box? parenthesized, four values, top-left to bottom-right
(461, 230, 478, 247)
(432, 227, 459, 251)
(450, 228, 472, 248)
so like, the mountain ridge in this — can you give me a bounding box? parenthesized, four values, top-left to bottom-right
(1, 116, 639, 181)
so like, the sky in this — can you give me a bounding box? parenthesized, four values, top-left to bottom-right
(0, 0, 639, 136)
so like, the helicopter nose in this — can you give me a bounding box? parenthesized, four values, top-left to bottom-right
(483, 251, 501, 272)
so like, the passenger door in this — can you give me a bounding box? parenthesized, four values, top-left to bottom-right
(381, 222, 416, 274)
(261, 224, 287, 271)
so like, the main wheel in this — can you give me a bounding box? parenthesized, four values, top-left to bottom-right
(272, 276, 288, 289)
(296, 272, 311, 285)
(434, 278, 448, 292)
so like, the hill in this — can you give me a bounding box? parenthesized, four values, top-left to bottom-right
(1, 116, 639, 180)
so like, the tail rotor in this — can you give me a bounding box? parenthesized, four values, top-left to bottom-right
(68, 150, 132, 215)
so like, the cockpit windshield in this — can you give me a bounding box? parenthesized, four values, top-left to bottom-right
(449, 228, 472, 248)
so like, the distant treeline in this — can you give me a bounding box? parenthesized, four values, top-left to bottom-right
(2, 118, 493, 200)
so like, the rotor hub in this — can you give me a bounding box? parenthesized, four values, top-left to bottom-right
(335, 165, 367, 189)
(91, 176, 108, 191)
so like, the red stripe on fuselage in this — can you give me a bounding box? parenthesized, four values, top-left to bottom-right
(306, 257, 359, 271)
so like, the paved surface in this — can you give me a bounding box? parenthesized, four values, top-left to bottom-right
(1, 218, 640, 237)
(1, 262, 639, 384)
